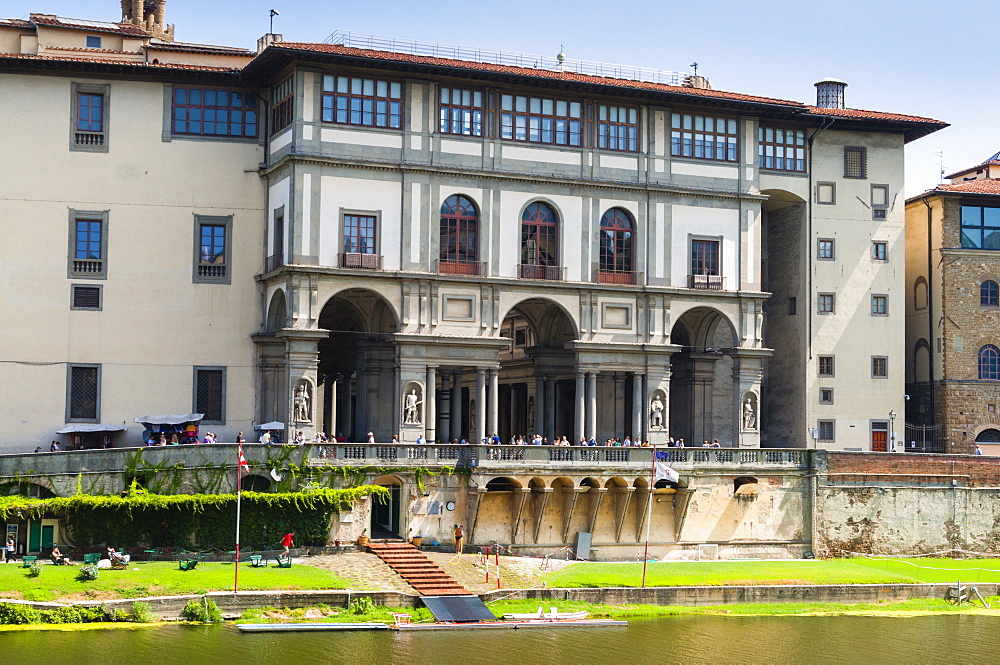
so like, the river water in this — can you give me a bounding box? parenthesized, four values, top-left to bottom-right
(3, 614, 998, 664)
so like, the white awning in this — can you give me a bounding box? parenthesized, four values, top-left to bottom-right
(254, 421, 284, 430)
(56, 424, 128, 434)
(134, 413, 204, 426)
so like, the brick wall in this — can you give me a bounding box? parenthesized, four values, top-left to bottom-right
(825, 451, 1000, 484)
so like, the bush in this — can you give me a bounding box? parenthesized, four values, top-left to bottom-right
(77, 565, 99, 581)
(27, 561, 41, 578)
(105, 607, 129, 622)
(43, 606, 104, 624)
(130, 601, 155, 623)
(0, 603, 41, 625)
(182, 597, 223, 623)
(349, 596, 375, 615)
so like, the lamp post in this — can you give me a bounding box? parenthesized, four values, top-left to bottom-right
(889, 410, 896, 452)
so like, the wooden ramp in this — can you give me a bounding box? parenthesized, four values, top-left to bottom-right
(367, 541, 470, 596)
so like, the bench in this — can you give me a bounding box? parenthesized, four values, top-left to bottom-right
(21, 556, 36, 568)
(274, 555, 292, 568)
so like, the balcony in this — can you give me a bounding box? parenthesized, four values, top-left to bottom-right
(596, 269, 643, 286)
(197, 264, 227, 279)
(688, 274, 725, 290)
(71, 258, 104, 275)
(436, 260, 485, 276)
(518, 264, 565, 281)
(74, 131, 105, 147)
(339, 252, 383, 270)
(264, 254, 284, 273)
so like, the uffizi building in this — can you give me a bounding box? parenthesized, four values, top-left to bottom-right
(0, 2, 946, 453)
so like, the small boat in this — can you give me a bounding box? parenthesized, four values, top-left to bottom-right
(502, 607, 590, 621)
(238, 622, 388, 633)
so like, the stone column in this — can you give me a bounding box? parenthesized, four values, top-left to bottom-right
(277, 328, 328, 443)
(488, 368, 499, 439)
(632, 372, 644, 442)
(614, 374, 626, 437)
(475, 368, 487, 443)
(575, 372, 586, 443)
(731, 352, 765, 448)
(544, 376, 556, 439)
(450, 371, 462, 442)
(356, 365, 368, 439)
(425, 366, 437, 443)
(340, 375, 353, 440)
(534, 375, 545, 435)
(586, 372, 597, 440)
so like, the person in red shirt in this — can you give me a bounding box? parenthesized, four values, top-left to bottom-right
(282, 532, 294, 556)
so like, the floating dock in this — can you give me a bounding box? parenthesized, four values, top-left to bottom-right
(237, 622, 388, 632)
(394, 619, 627, 631)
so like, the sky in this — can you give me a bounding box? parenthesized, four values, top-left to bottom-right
(7, 0, 996, 196)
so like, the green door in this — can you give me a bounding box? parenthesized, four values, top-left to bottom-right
(28, 521, 41, 552)
(41, 525, 54, 550)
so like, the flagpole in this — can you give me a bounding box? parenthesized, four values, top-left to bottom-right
(234, 442, 243, 593)
(641, 445, 656, 588)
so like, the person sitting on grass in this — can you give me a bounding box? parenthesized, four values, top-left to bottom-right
(50, 546, 75, 565)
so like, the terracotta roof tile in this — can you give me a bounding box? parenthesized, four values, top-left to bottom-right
(932, 179, 1000, 195)
(43, 46, 142, 55)
(802, 105, 944, 126)
(0, 52, 237, 72)
(269, 42, 805, 107)
(945, 160, 1000, 181)
(0, 18, 32, 28)
(146, 42, 251, 55)
(28, 14, 149, 36)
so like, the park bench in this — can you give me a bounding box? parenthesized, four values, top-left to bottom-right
(21, 555, 36, 568)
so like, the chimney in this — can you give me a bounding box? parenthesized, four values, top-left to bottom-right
(257, 33, 283, 52)
(814, 78, 847, 109)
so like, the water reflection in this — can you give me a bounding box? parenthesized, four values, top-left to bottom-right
(3, 615, 999, 665)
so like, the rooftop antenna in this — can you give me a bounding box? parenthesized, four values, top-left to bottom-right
(557, 44, 566, 63)
(934, 150, 945, 182)
(690, 61, 698, 76)
(269, 8, 280, 34)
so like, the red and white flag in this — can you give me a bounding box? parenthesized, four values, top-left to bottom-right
(238, 442, 250, 472)
(654, 462, 679, 484)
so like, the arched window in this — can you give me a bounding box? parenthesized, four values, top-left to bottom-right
(598, 208, 635, 284)
(982, 280, 999, 307)
(979, 345, 1000, 380)
(439, 195, 479, 274)
(913, 277, 928, 310)
(520, 202, 559, 279)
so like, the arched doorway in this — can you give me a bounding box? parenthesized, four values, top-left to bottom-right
(317, 289, 399, 442)
(371, 475, 403, 538)
(976, 429, 1000, 443)
(669, 307, 737, 446)
(498, 298, 578, 441)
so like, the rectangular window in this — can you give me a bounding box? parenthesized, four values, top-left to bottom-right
(172, 87, 257, 138)
(691, 239, 720, 275)
(871, 294, 888, 316)
(671, 113, 738, 161)
(817, 420, 835, 442)
(270, 77, 294, 135)
(71, 82, 109, 151)
(872, 241, 888, 261)
(71, 284, 102, 310)
(872, 355, 888, 378)
(820, 388, 834, 405)
(85, 35, 101, 48)
(817, 239, 835, 260)
(816, 182, 836, 205)
(871, 184, 889, 220)
(266, 207, 285, 272)
(758, 126, 805, 172)
(788, 297, 797, 315)
(818, 293, 835, 314)
(194, 367, 226, 424)
(818, 355, 835, 377)
(598, 104, 638, 152)
(194, 215, 232, 283)
(844, 145, 867, 179)
(322, 75, 402, 129)
(871, 421, 889, 451)
(500, 94, 581, 146)
(341, 213, 380, 268)
(960, 205, 1000, 250)
(438, 87, 483, 137)
(68, 210, 108, 279)
(66, 364, 100, 422)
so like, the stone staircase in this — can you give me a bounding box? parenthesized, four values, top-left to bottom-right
(367, 541, 470, 596)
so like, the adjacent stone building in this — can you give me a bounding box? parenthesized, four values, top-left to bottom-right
(0, 2, 945, 452)
(905, 156, 1000, 453)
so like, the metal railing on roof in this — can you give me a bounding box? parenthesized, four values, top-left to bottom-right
(323, 31, 696, 86)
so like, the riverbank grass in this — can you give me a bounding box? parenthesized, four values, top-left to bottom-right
(0, 561, 351, 602)
(542, 558, 1000, 587)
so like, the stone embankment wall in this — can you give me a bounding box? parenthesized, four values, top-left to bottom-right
(815, 453, 1000, 554)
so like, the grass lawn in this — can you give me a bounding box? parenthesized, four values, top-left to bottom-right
(541, 558, 1000, 588)
(0, 561, 351, 602)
